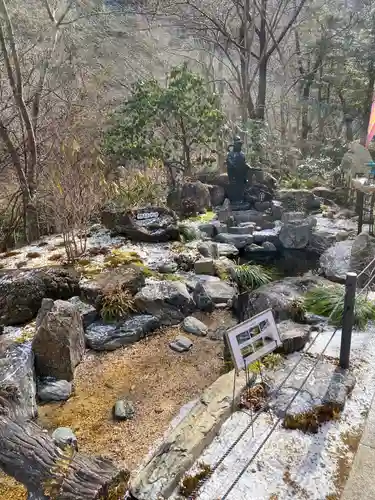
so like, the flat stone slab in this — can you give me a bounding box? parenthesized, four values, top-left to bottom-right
(268, 355, 356, 419)
(130, 369, 247, 499)
(215, 233, 254, 249)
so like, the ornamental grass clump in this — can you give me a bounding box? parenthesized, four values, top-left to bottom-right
(232, 263, 272, 292)
(304, 284, 375, 329)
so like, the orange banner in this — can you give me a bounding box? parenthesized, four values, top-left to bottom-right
(366, 100, 375, 148)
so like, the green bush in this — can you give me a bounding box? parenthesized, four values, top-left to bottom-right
(304, 285, 375, 329)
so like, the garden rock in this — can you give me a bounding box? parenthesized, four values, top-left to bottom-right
(32, 299, 85, 381)
(246, 275, 327, 322)
(182, 316, 208, 336)
(68, 296, 97, 328)
(215, 232, 254, 249)
(350, 232, 375, 286)
(214, 256, 235, 279)
(276, 320, 312, 354)
(233, 210, 275, 228)
(167, 181, 211, 216)
(113, 399, 135, 421)
(85, 315, 160, 351)
(197, 241, 219, 259)
(320, 240, 353, 283)
(38, 379, 72, 402)
(194, 258, 215, 275)
(279, 214, 316, 249)
(270, 358, 356, 424)
(81, 265, 145, 308)
(0, 342, 37, 419)
(194, 280, 236, 311)
(158, 261, 178, 274)
(101, 205, 180, 242)
(276, 189, 321, 211)
(134, 281, 195, 325)
(0, 267, 80, 326)
(217, 243, 239, 257)
(169, 336, 193, 352)
(253, 226, 281, 245)
(52, 427, 78, 451)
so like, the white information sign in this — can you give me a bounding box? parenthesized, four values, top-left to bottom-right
(225, 309, 282, 373)
(136, 211, 159, 221)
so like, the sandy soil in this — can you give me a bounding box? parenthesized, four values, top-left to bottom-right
(0, 322, 224, 499)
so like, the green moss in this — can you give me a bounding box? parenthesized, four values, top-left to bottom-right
(187, 211, 216, 223)
(104, 250, 143, 269)
(179, 463, 212, 497)
(134, 263, 182, 282)
(14, 325, 35, 344)
(284, 404, 341, 433)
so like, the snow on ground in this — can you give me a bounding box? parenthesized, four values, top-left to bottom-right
(173, 325, 375, 500)
(0, 227, 178, 271)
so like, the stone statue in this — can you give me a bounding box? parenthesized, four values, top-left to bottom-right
(226, 136, 250, 203)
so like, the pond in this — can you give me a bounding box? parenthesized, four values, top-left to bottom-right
(241, 248, 320, 278)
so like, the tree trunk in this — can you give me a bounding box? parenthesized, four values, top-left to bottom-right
(255, 0, 267, 121)
(0, 415, 128, 499)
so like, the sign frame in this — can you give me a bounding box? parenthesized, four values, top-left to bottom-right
(225, 309, 282, 373)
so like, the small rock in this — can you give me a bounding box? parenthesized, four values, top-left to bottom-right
(194, 280, 236, 312)
(194, 258, 215, 275)
(254, 201, 272, 212)
(197, 242, 219, 259)
(113, 399, 136, 421)
(262, 241, 277, 252)
(158, 262, 178, 274)
(52, 427, 78, 451)
(215, 233, 254, 249)
(38, 379, 72, 402)
(183, 316, 208, 336)
(169, 336, 193, 352)
(216, 243, 239, 257)
(276, 321, 312, 354)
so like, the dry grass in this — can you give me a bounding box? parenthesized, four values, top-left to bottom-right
(37, 327, 223, 471)
(0, 318, 225, 498)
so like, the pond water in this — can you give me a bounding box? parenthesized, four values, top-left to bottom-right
(241, 248, 320, 278)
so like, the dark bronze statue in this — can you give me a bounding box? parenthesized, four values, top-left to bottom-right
(225, 136, 274, 207)
(226, 136, 250, 203)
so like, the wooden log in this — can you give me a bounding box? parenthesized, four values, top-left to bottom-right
(0, 415, 128, 499)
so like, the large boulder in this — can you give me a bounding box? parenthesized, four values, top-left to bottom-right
(193, 280, 236, 311)
(167, 181, 211, 216)
(320, 240, 353, 283)
(32, 299, 85, 381)
(350, 232, 375, 286)
(246, 275, 327, 322)
(85, 315, 160, 351)
(279, 213, 316, 249)
(0, 267, 80, 326)
(276, 189, 321, 212)
(80, 266, 145, 309)
(101, 205, 180, 242)
(0, 341, 36, 419)
(134, 281, 195, 325)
